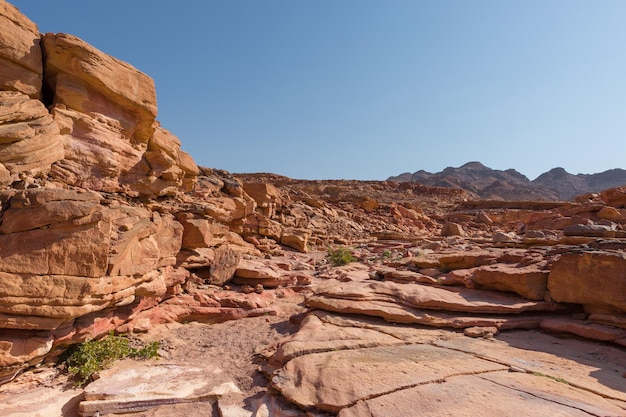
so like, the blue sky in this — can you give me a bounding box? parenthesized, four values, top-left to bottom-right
(10, 1, 626, 180)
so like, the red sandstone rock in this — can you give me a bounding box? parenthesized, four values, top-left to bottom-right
(0, 2, 42, 98)
(469, 263, 549, 301)
(548, 250, 626, 314)
(0, 92, 63, 182)
(601, 186, 626, 208)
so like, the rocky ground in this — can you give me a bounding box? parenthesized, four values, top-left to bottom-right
(2, 241, 626, 416)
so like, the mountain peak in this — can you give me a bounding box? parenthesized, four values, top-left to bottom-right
(387, 162, 626, 201)
(460, 161, 488, 170)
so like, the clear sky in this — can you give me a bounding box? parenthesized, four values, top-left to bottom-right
(10, 1, 626, 180)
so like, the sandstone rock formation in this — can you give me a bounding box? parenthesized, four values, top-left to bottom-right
(0, 2, 198, 195)
(0, 1, 41, 98)
(1, 2, 626, 417)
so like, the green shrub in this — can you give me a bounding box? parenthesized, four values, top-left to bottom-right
(328, 247, 356, 266)
(64, 332, 159, 386)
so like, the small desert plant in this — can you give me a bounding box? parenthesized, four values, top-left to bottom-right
(64, 332, 159, 386)
(327, 246, 356, 266)
(382, 250, 392, 259)
(532, 372, 570, 385)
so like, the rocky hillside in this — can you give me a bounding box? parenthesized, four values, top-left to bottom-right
(1, 2, 626, 416)
(389, 161, 626, 201)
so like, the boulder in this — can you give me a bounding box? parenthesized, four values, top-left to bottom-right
(207, 245, 241, 286)
(280, 227, 311, 252)
(243, 182, 280, 217)
(548, 250, 626, 313)
(0, 2, 42, 98)
(234, 259, 296, 287)
(492, 231, 519, 243)
(438, 250, 497, 270)
(597, 206, 623, 222)
(441, 221, 465, 237)
(177, 213, 216, 250)
(469, 264, 549, 301)
(601, 186, 626, 208)
(563, 223, 615, 237)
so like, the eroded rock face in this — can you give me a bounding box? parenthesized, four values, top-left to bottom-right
(43, 33, 157, 143)
(0, 92, 63, 184)
(42, 33, 198, 196)
(0, 2, 42, 98)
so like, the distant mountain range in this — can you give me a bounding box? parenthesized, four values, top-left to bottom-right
(387, 162, 626, 201)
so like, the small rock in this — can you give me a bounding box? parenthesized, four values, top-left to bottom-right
(464, 326, 498, 338)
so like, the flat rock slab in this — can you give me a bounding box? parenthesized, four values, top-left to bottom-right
(271, 343, 507, 413)
(338, 372, 626, 417)
(79, 361, 240, 416)
(0, 385, 83, 417)
(434, 331, 626, 403)
(269, 312, 626, 415)
(307, 295, 550, 330)
(311, 279, 561, 314)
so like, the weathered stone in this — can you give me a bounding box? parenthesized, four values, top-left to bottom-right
(0, 218, 110, 277)
(177, 214, 215, 249)
(43, 33, 157, 142)
(440, 221, 465, 237)
(597, 206, 623, 222)
(378, 268, 438, 284)
(464, 326, 498, 338)
(0, 2, 42, 98)
(108, 212, 183, 276)
(1, 189, 101, 234)
(0, 272, 150, 318)
(234, 259, 295, 287)
(601, 186, 626, 208)
(540, 318, 626, 345)
(49, 106, 147, 193)
(243, 183, 280, 207)
(207, 245, 241, 286)
(548, 251, 626, 313)
(280, 227, 310, 252)
(272, 343, 507, 413)
(338, 372, 626, 417)
(0, 92, 63, 179)
(469, 263, 549, 301)
(492, 231, 519, 243)
(563, 223, 616, 237)
(312, 279, 560, 315)
(79, 361, 240, 416)
(438, 250, 497, 270)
